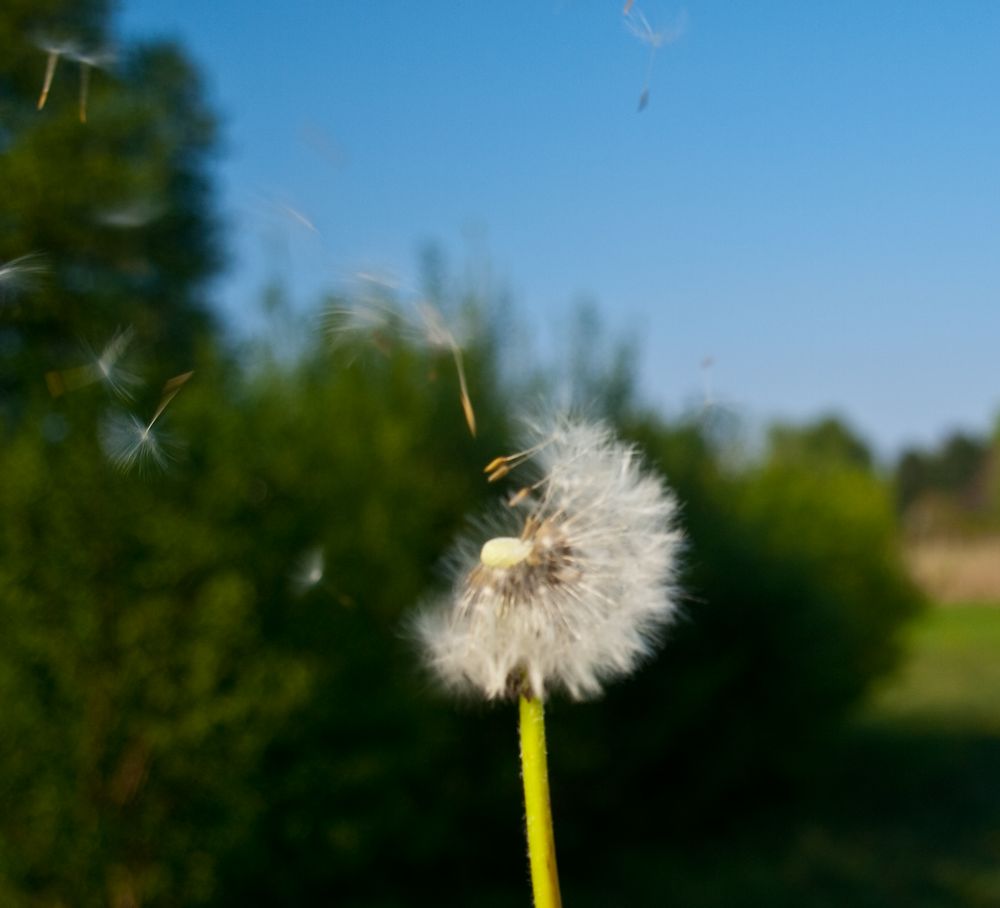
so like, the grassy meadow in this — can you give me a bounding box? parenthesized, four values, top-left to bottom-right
(873, 602, 1000, 732)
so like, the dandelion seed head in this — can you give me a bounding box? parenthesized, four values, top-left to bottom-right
(417, 416, 683, 701)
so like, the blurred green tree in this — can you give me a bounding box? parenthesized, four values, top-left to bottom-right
(0, 283, 926, 907)
(896, 432, 991, 515)
(767, 414, 873, 472)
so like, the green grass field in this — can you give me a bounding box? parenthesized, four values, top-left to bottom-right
(569, 604, 1000, 907)
(872, 603, 1000, 732)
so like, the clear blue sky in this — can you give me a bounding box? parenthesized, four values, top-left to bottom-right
(118, 1, 1000, 456)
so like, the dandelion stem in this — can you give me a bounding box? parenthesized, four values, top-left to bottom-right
(519, 696, 562, 908)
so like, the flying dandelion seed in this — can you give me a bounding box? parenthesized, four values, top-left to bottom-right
(324, 296, 398, 359)
(95, 198, 164, 229)
(416, 414, 683, 700)
(68, 46, 114, 123)
(34, 35, 77, 111)
(91, 326, 140, 399)
(100, 410, 171, 473)
(416, 301, 476, 437)
(0, 254, 47, 302)
(99, 371, 193, 473)
(277, 202, 318, 233)
(326, 286, 477, 435)
(624, 7, 686, 111)
(45, 326, 141, 400)
(155, 370, 194, 414)
(291, 547, 326, 595)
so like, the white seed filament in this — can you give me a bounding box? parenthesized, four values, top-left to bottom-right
(480, 536, 533, 569)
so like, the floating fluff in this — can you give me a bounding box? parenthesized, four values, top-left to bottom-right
(417, 416, 683, 701)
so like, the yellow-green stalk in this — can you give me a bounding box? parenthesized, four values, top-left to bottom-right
(519, 696, 562, 908)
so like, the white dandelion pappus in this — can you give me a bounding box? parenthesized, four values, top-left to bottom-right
(326, 281, 478, 435)
(417, 416, 683, 701)
(90, 326, 141, 399)
(96, 198, 164, 229)
(45, 326, 141, 401)
(324, 296, 397, 349)
(415, 301, 476, 436)
(291, 546, 325, 595)
(99, 371, 193, 474)
(624, 7, 687, 111)
(0, 254, 47, 300)
(99, 410, 171, 473)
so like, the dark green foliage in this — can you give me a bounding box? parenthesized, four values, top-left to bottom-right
(896, 432, 992, 514)
(0, 311, 926, 905)
(0, 0, 219, 420)
(0, 375, 309, 905)
(0, 309, 521, 904)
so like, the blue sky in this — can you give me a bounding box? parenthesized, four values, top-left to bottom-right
(118, 1, 1000, 456)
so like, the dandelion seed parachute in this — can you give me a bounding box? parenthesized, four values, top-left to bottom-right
(68, 46, 115, 123)
(45, 326, 141, 401)
(96, 198, 164, 229)
(0, 254, 47, 300)
(98, 372, 192, 474)
(417, 416, 683, 701)
(99, 411, 170, 473)
(34, 36, 78, 110)
(291, 547, 325, 595)
(326, 289, 477, 435)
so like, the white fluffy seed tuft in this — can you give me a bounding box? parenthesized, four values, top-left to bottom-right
(99, 411, 171, 473)
(416, 415, 684, 701)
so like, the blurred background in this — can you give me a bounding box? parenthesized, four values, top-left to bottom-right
(1, 1, 999, 905)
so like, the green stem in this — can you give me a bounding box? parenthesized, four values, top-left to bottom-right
(519, 696, 563, 908)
